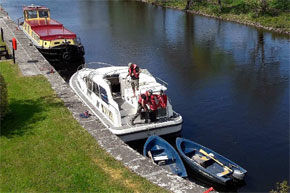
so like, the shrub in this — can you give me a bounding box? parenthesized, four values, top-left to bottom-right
(270, 181, 290, 193)
(231, 0, 251, 14)
(270, 0, 290, 11)
(0, 73, 8, 120)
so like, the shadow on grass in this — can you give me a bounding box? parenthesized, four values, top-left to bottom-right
(0, 96, 64, 138)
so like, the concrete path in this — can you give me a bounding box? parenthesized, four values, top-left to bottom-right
(0, 9, 51, 76)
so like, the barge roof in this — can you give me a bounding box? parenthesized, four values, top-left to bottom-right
(27, 19, 76, 40)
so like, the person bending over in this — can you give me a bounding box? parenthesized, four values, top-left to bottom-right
(130, 90, 152, 126)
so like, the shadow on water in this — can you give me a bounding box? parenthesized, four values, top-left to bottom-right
(0, 96, 63, 138)
(50, 61, 84, 82)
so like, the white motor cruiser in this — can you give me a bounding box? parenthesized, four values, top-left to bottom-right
(69, 63, 183, 142)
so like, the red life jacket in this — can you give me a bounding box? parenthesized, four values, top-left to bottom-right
(129, 64, 139, 79)
(138, 94, 149, 105)
(149, 94, 158, 111)
(158, 94, 167, 109)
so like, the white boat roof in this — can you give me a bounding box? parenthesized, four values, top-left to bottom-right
(78, 66, 167, 92)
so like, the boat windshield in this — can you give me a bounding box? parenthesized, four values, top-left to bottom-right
(27, 10, 37, 19)
(39, 10, 49, 18)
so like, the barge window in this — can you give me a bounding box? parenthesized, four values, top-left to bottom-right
(39, 10, 49, 18)
(100, 86, 108, 104)
(27, 10, 37, 19)
(93, 83, 100, 97)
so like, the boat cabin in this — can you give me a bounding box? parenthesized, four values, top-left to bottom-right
(23, 5, 50, 21)
(21, 5, 77, 49)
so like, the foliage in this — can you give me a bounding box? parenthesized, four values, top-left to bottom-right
(270, 181, 290, 193)
(145, 0, 290, 31)
(270, 0, 290, 11)
(0, 72, 8, 120)
(0, 61, 168, 193)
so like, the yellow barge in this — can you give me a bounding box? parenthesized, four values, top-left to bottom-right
(21, 4, 85, 63)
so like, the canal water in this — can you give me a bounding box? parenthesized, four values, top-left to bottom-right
(2, 0, 289, 192)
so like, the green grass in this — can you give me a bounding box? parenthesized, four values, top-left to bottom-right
(147, 0, 290, 32)
(0, 61, 168, 192)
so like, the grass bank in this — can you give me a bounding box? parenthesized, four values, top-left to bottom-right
(146, 0, 290, 34)
(0, 60, 167, 192)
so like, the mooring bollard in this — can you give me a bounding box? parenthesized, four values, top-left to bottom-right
(12, 37, 17, 64)
(1, 27, 4, 42)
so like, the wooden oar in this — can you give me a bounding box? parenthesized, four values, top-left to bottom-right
(199, 149, 232, 172)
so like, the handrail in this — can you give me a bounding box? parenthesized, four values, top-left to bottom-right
(77, 64, 84, 72)
(86, 61, 113, 68)
(155, 76, 168, 87)
(104, 68, 127, 77)
(17, 16, 24, 27)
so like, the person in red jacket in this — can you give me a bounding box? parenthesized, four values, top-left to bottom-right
(148, 92, 158, 122)
(130, 90, 152, 126)
(148, 90, 167, 122)
(126, 63, 140, 97)
(157, 89, 167, 109)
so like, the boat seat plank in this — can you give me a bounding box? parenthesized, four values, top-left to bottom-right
(217, 169, 231, 177)
(153, 155, 169, 161)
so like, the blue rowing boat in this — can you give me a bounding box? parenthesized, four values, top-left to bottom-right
(176, 137, 247, 185)
(143, 136, 187, 178)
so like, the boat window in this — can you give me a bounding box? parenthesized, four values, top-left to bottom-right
(54, 42, 60, 45)
(38, 10, 49, 18)
(100, 86, 109, 104)
(93, 82, 100, 97)
(86, 78, 93, 91)
(27, 10, 37, 19)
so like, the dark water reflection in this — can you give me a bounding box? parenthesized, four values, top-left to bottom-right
(2, 0, 289, 191)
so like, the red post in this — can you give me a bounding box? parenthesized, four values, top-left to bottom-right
(12, 38, 17, 64)
(12, 38, 17, 50)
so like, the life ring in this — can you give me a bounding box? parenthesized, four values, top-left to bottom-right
(62, 52, 71, 61)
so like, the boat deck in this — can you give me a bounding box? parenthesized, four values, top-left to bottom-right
(70, 73, 152, 130)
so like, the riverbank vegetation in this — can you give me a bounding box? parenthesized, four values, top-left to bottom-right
(0, 60, 167, 192)
(147, 0, 290, 33)
(270, 181, 290, 193)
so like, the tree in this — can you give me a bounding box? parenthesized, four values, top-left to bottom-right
(218, 0, 222, 11)
(185, 0, 194, 10)
(260, 0, 267, 15)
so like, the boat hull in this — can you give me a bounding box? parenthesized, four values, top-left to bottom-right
(37, 43, 85, 63)
(117, 122, 182, 142)
(143, 136, 187, 178)
(20, 25, 85, 64)
(176, 138, 247, 186)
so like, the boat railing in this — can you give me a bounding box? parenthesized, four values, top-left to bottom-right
(83, 62, 113, 69)
(76, 37, 82, 45)
(155, 76, 168, 87)
(104, 68, 127, 77)
(17, 16, 24, 27)
(76, 64, 84, 72)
